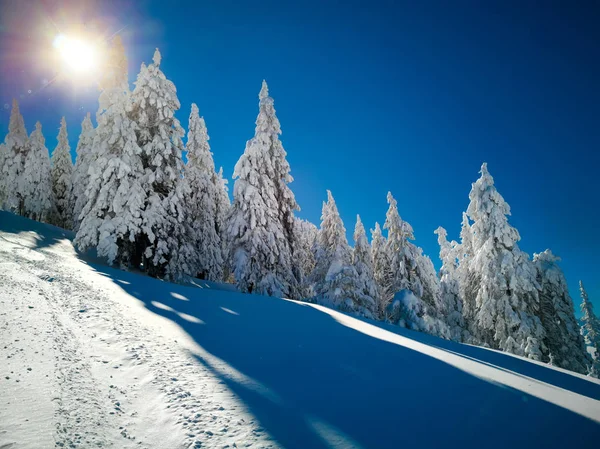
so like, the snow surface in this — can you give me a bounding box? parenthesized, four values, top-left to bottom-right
(1, 211, 599, 448)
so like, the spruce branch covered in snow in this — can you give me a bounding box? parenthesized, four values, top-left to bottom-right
(227, 80, 298, 297)
(20, 122, 54, 223)
(533, 250, 590, 374)
(1, 99, 28, 214)
(50, 117, 74, 229)
(71, 113, 95, 230)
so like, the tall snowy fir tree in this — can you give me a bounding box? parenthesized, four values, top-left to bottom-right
(20, 122, 54, 222)
(129, 49, 193, 279)
(71, 113, 95, 230)
(435, 226, 466, 341)
(371, 222, 390, 318)
(183, 103, 223, 281)
(227, 81, 298, 297)
(50, 117, 74, 229)
(351, 215, 378, 318)
(75, 38, 146, 267)
(580, 281, 600, 376)
(259, 81, 301, 294)
(1, 99, 28, 214)
(532, 250, 589, 374)
(463, 163, 544, 360)
(312, 191, 362, 313)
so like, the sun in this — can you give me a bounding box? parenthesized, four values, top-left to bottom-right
(53, 34, 98, 75)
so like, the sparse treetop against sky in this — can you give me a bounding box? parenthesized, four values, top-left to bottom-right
(0, 0, 598, 309)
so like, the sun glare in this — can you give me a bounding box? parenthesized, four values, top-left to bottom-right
(53, 34, 98, 75)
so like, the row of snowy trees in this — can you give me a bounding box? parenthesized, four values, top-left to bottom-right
(1, 36, 598, 377)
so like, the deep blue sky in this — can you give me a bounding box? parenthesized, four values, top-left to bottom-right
(0, 0, 598, 311)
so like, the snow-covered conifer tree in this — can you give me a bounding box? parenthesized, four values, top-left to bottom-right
(75, 87, 146, 267)
(129, 49, 191, 278)
(20, 122, 54, 222)
(382, 192, 412, 302)
(352, 215, 378, 318)
(71, 113, 95, 230)
(183, 103, 223, 280)
(371, 222, 390, 318)
(383, 192, 437, 306)
(50, 117, 74, 229)
(312, 191, 362, 313)
(257, 81, 300, 272)
(1, 99, 28, 214)
(214, 166, 231, 277)
(227, 81, 297, 297)
(293, 218, 318, 298)
(580, 281, 600, 376)
(463, 163, 545, 360)
(532, 250, 590, 374)
(435, 226, 466, 341)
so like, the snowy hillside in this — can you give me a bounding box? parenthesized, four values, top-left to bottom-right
(1, 210, 599, 449)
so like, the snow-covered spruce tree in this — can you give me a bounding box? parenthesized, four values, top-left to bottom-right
(382, 192, 412, 305)
(183, 103, 223, 281)
(214, 166, 231, 277)
(371, 222, 391, 318)
(312, 191, 362, 313)
(20, 122, 54, 222)
(383, 192, 440, 309)
(1, 99, 28, 214)
(71, 113, 95, 230)
(532, 250, 590, 374)
(293, 218, 318, 298)
(227, 81, 298, 297)
(50, 117, 74, 229)
(435, 226, 466, 341)
(75, 86, 146, 267)
(258, 81, 301, 286)
(129, 49, 193, 279)
(580, 281, 600, 376)
(351, 215, 378, 318)
(463, 163, 544, 360)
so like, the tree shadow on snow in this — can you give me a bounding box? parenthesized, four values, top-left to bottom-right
(0, 211, 74, 252)
(87, 263, 600, 449)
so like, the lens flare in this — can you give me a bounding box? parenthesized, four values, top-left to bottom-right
(53, 34, 98, 75)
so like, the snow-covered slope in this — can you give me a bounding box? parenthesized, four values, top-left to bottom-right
(1, 211, 599, 449)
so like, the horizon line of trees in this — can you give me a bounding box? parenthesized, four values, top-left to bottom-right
(1, 36, 598, 378)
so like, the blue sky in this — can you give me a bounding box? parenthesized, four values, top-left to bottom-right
(0, 0, 598, 311)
